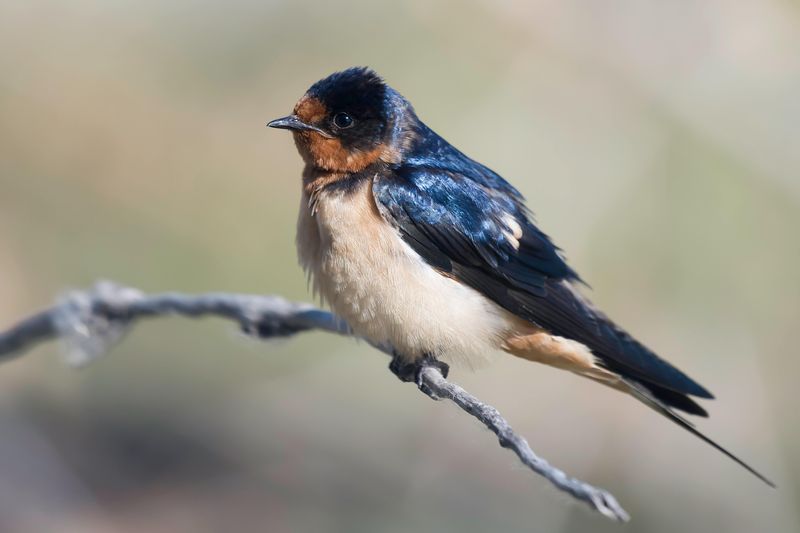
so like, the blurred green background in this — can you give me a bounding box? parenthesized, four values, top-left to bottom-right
(1, 1, 798, 531)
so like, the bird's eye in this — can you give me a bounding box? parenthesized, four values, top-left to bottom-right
(332, 112, 354, 129)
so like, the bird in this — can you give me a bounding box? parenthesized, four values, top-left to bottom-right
(268, 66, 773, 486)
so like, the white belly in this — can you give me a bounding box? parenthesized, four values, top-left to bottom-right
(296, 179, 515, 367)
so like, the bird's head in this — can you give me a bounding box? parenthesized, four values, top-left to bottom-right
(268, 67, 416, 173)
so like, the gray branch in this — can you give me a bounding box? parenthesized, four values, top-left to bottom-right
(0, 281, 629, 522)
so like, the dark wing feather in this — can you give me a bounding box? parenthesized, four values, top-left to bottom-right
(373, 164, 713, 403)
(371, 132, 775, 485)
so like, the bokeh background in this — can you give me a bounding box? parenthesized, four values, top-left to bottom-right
(1, 1, 798, 531)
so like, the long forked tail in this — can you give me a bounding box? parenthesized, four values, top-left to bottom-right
(623, 379, 776, 488)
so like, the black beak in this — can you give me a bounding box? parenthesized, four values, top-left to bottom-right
(267, 115, 332, 138)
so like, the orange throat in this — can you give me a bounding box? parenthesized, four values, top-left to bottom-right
(293, 131, 385, 174)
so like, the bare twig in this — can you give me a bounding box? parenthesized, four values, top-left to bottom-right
(0, 281, 630, 521)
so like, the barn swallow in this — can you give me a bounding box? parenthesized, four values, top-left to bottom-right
(268, 67, 773, 486)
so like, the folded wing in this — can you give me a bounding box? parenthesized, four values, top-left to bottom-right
(373, 164, 713, 408)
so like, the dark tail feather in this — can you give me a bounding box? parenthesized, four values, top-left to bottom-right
(645, 380, 709, 417)
(624, 379, 776, 488)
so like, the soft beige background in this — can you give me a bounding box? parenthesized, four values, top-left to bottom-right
(1, 1, 798, 532)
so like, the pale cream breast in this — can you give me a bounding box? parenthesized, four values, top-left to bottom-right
(296, 176, 515, 367)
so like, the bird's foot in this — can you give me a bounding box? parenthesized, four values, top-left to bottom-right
(389, 353, 449, 399)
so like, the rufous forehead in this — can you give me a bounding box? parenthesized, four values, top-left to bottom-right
(294, 95, 328, 124)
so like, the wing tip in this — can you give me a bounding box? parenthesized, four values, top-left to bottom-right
(685, 380, 715, 400)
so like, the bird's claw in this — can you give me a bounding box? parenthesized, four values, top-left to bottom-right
(389, 353, 449, 398)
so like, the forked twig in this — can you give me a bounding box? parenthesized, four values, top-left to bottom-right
(0, 281, 629, 521)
